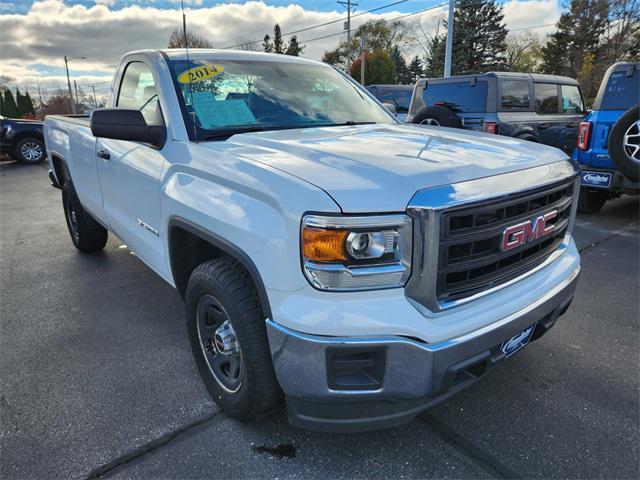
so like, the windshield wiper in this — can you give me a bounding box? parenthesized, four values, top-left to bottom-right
(316, 121, 377, 127)
(202, 125, 269, 140)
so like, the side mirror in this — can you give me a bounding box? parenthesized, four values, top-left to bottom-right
(90, 108, 166, 148)
(382, 102, 397, 115)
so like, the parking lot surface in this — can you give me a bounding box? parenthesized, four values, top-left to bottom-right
(1, 161, 638, 479)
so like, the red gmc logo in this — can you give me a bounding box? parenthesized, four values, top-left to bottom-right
(500, 210, 558, 251)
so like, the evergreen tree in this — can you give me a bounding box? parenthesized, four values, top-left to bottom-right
(390, 46, 410, 84)
(262, 34, 273, 53)
(424, 33, 446, 78)
(23, 91, 35, 116)
(425, 0, 508, 76)
(3, 89, 19, 118)
(408, 56, 424, 83)
(540, 0, 610, 99)
(0, 90, 4, 116)
(285, 36, 304, 56)
(273, 24, 284, 54)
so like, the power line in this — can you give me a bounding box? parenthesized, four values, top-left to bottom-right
(220, 0, 413, 49)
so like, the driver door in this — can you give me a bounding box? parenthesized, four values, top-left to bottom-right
(97, 60, 169, 278)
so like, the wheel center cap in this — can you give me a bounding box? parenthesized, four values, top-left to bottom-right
(213, 321, 238, 356)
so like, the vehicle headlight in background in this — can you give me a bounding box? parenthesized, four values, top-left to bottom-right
(301, 214, 412, 291)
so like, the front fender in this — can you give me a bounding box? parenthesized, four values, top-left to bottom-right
(160, 152, 341, 297)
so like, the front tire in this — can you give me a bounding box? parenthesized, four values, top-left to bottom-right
(62, 182, 108, 252)
(577, 188, 607, 214)
(15, 137, 45, 164)
(185, 256, 281, 421)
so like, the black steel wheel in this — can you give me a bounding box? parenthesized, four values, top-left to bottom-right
(196, 295, 243, 393)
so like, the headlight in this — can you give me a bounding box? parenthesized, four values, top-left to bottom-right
(301, 214, 412, 291)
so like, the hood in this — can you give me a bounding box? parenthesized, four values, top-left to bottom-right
(203, 123, 569, 212)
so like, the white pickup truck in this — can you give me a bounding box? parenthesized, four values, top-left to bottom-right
(45, 49, 581, 432)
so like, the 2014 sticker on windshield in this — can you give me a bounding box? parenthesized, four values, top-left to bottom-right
(177, 64, 224, 84)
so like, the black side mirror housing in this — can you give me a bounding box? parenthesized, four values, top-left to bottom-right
(90, 108, 166, 149)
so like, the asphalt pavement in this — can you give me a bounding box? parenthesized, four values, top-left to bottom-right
(1, 160, 638, 479)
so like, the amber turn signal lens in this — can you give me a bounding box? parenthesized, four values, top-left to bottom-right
(302, 227, 347, 262)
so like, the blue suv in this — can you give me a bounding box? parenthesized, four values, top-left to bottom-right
(574, 62, 639, 213)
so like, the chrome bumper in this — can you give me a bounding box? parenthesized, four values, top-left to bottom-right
(266, 266, 580, 432)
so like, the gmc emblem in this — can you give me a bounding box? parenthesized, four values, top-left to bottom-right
(500, 210, 558, 251)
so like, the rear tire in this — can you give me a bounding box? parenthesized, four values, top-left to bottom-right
(411, 106, 462, 128)
(608, 106, 640, 182)
(185, 256, 281, 421)
(15, 137, 45, 164)
(577, 188, 607, 214)
(62, 182, 108, 252)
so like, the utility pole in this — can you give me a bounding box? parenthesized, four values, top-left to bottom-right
(74, 80, 79, 113)
(338, 0, 357, 71)
(64, 55, 75, 114)
(360, 35, 365, 86)
(36, 82, 44, 119)
(63, 55, 86, 114)
(91, 84, 98, 109)
(444, 0, 455, 78)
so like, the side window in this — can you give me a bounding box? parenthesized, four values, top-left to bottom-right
(117, 62, 163, 126)
(501, 80, 530, 109)
(560, 85, 584, 114)
(534, 83, 558, 114)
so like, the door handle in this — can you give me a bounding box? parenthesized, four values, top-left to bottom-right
(97, 149, 110, 160)
(537, 123, 549, 130)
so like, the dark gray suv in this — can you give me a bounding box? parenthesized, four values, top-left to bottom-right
(407, 72, 587, 154)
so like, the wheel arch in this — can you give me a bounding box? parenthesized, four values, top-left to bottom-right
(50, 153, 70, 186)
(167, 217, 272, 319)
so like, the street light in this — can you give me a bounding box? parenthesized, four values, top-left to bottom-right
(64, 55, 86, 114)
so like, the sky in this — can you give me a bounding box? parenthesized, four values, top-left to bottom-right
(0, 0, 562, 100)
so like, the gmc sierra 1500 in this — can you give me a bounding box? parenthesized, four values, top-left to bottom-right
(45, 49, 581, 432)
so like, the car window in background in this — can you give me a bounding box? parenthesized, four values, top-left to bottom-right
(560, 85, 584, 114)
(422, 81, 487, 112)
(601, 70, 640, 110)
(501, 80, 530, 109)
(381, 89, 412, 113)
(534, 83, 558, 114)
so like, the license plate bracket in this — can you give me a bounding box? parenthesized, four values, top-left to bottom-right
(580, 170, 612, 189)
(501, 324, 536, 358)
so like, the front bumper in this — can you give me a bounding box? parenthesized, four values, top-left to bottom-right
(267, 265, 580, 432)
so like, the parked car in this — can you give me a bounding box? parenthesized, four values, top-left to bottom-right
(407, 72, 586, 154)
(0, 115, 46, 164)
(366, 84, 413, 121)
(573, 62, 639, 213)
(45, 49, 580, 432)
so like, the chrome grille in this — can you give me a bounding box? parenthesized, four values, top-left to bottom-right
(438, 180, 574, 302)
(405, 162, 580, 313)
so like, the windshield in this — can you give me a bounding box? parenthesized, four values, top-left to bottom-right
(167, 59, 394, 139)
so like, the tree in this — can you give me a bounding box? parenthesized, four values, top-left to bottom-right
(424, 33, 446, 78)
(390, 46, 410, 84)
(0, 90, 4, 116)
(273, 24, 284, 54)
(540, 0, 612, 100)
(167, 29, 213, 48)
(349, 50, 396, 85)
(15, 88, 35, 117)
(285, 36, 304, 56)
(322, 19, 406, 70)
(2, 89, 18, 118)
(425, 0, 508, 76)
(262, 35, 273, 53)
(506, 33, 543, 72)
(408, 56, 424, 83)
